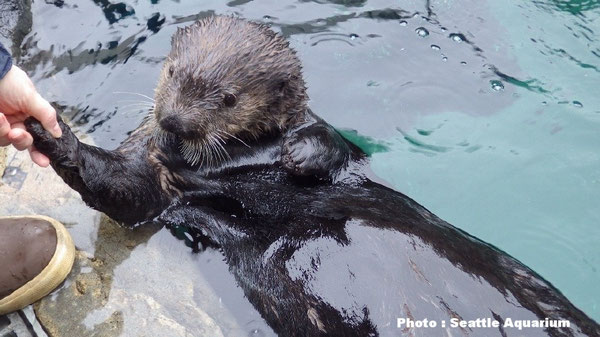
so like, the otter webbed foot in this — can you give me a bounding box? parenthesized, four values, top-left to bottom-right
(159, 203, 221, 252)
(281, 122, 352, 180)
(159, 202, 246, 248)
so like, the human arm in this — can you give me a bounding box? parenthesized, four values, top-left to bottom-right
(0, 43, 62, 167)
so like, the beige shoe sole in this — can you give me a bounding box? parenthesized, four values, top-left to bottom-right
(0, 215, 75, 315)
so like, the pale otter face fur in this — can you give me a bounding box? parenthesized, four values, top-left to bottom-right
(153, 16, 308, 166)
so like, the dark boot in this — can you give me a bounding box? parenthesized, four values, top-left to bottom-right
(0, 215, 75, 315)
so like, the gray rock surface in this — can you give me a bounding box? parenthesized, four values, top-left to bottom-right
(0, 147, 6, 177)
(1, 146, 240, 337)
(33, 215, 230, 337)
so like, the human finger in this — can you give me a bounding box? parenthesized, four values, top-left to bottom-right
(29, 146, 50, 167)
(7, 125, 33, 151)
(5, 111, 27, 124)
(24, 92, 61, 138)
(0, 113, 11, 146)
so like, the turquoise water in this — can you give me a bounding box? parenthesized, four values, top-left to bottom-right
(20, 0, 599, 324)
(367, 1, 600, 321)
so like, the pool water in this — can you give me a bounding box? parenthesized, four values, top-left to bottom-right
(18, 0, 599, 326)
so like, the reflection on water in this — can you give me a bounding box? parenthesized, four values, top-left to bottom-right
(535, 0, 600, 14)
(14, 0, 600, 332)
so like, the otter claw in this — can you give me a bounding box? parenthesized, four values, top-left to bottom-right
(282, 136, 335, 178)
(281, 137, 312, 176)
(281, 123, 352, 179)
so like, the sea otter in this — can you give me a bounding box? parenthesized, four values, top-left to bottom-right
(26, 16, 352, 225)
(26, 16, 599, 337)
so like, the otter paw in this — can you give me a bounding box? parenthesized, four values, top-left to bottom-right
(281, 124, 351, 179)
(281, 135, 320, 177)
(24, 117, 76, 160)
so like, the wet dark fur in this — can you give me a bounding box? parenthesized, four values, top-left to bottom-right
(26, 16, 599, 337)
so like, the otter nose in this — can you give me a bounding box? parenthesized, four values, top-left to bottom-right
(159, 115, 182, 134)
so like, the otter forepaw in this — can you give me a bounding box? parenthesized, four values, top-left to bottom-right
(281, 135, 316, 176)
(281, 125, 350, 179)
(25, 116, 78, 161)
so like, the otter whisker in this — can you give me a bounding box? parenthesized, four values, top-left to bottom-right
(116, 99, 155, 105)
(119, 103, 156, 110)
(208, 135, 221, 164)
(117, 103, 155, 110)
(220, 130, 251, 148)
(214, 133, 226, 146)
(210, 135, 225, 165)
(203, 139, 210, 167)
(156, 90, 168, 106)
(208, 137, 219, 165)
(200, 139, 208, 167)
(199, 139, 207, 167)
(217, 136, 229, 160)
(180, 138, 205, 166)
(119, 109, 153, 117)
(212, 134, 231, 162)
(113, 91, 156, 103)
(205, 136, 214, 165)
(118, 107, 155, 114)
(207, 138, 218, 167)
(152, 128, 171, 148)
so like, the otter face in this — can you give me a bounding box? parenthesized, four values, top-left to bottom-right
(153, 16, 307, 166)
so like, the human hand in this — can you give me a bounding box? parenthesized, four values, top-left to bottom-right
(0, 65, 62, 167)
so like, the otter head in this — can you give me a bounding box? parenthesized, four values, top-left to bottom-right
(153, 16, 307, 166)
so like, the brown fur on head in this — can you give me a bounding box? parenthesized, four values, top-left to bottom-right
(153, 16, 308, 165)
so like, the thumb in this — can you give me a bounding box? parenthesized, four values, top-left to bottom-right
(25, 92, 62, 138)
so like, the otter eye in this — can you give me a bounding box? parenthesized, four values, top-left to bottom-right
(168, 66, 174, 77)
(223, 93, 237, 107)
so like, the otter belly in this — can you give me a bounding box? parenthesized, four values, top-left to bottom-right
(160, 170, 600, 337)
(282, 220, 545, 337)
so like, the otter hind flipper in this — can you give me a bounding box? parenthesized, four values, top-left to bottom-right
(159, 202, 248, 249)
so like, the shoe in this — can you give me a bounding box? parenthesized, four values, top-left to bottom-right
(0, 215, 75, 315)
